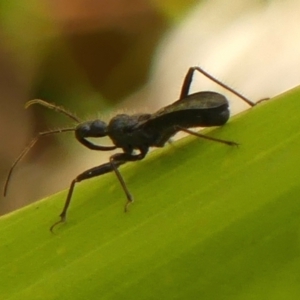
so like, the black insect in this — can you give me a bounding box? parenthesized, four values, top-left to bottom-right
(4, 66, 255, 231)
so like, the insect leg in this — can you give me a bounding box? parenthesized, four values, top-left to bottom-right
(179, 66, 255, 107)
(179, 67, 195, 99)
(51, 148, 148, 232)
(176, 126, 238, 146)
(50, 160, 125, 232)
(109, 148, 148, 212)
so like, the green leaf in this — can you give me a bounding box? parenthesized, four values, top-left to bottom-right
(1, 87, 300, 299)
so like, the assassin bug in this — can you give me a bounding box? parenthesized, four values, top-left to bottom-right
(4, 66, 255, 231)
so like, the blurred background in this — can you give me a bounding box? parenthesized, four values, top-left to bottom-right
(1, 0, 300, 214)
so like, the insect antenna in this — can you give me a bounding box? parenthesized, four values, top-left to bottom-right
(26, 99, 81, 123)
(4, 100, 82, 196)
(3, 127, 75, 197)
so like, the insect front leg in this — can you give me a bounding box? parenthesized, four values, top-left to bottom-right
(51, 147, 148, 232)
(50, 160, 125, 232)
(109, 148, 148, 212)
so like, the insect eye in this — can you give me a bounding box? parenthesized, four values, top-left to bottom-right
(90, 120, 108, 137)
(76, 120, 108, 138)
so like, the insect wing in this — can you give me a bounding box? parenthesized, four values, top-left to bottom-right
(136, 91, 228, 131)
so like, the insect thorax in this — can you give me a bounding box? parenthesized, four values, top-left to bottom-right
(107, 114, 152, 149)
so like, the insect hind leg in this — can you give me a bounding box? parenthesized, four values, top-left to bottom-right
(179, 66, 255, 107)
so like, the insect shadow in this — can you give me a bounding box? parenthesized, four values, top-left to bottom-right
(4, 66, 257, 232)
